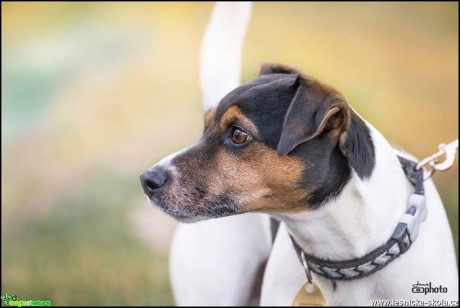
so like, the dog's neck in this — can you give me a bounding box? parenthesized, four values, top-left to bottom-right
(272, 122, 414, 260)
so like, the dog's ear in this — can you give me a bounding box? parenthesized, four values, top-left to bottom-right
(260, 63, 305, 76)
(277, 76, 375, 179)
(277, 76, 350, 156)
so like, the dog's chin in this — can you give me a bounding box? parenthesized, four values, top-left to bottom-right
(147, 198, 210, 223)
(170, 214, 208, 223)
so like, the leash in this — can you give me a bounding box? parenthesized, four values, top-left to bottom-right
(415, 139, 458, 181)
(288, 139, 458, 304)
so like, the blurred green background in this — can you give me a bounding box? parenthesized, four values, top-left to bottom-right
(2, 2, 458, 306)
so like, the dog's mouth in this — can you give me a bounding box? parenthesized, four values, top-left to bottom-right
(150, 202, 210, 223)
(145, 188, 241, 223)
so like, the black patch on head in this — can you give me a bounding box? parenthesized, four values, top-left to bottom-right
(293, 135, 352, 208)
(215, 74, 299, 149)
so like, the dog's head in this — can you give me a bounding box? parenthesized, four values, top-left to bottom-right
(140, 64, 375, 222)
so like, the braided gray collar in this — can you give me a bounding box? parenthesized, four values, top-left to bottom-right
(290, 157, 427, 280)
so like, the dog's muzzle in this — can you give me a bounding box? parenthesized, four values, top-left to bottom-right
(140, 166, 168, 198)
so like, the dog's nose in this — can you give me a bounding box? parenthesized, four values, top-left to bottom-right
(140, 166, 168, 197)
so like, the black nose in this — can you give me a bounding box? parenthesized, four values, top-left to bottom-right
(140, 166, 168, 198)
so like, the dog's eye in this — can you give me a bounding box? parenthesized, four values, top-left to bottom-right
(231, 127, 249, 145)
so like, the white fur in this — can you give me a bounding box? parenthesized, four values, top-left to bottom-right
(261, 122, 458, 305)
(170, 214, 272, 305)
(152, 146, 193, 170)
(200, 2, 252, 111)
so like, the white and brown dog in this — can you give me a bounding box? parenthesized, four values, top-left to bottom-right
(140, 4, 458, 306)
(141, 63, 458, 305)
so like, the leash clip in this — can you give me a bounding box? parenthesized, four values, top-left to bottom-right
(416, 139, 458, 180)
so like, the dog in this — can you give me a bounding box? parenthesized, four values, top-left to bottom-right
(140, 63, 458, 305)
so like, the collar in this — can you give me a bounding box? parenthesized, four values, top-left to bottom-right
(289, 157, 427, 280)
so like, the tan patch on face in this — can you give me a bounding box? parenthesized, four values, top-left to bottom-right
(218, 106, 260, 138)
(210, 142, 309, 213)
(204, 107, 217, 130)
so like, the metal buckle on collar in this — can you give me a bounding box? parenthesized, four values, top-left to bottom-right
(392, 193, 427, 249)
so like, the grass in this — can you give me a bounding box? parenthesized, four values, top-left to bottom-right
(2, 168, 174, 305)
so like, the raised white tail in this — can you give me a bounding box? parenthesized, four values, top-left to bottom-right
(200, 2, 252, 111)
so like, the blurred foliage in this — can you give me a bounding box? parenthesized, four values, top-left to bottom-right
(2, 2, 458, 305)
(2, 169, 172, 305)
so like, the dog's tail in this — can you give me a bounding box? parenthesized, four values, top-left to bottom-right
(200, 2, 252, 111)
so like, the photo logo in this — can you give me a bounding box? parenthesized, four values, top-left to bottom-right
(1, 293, 51, 307)
(412, 281, 448, 295)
